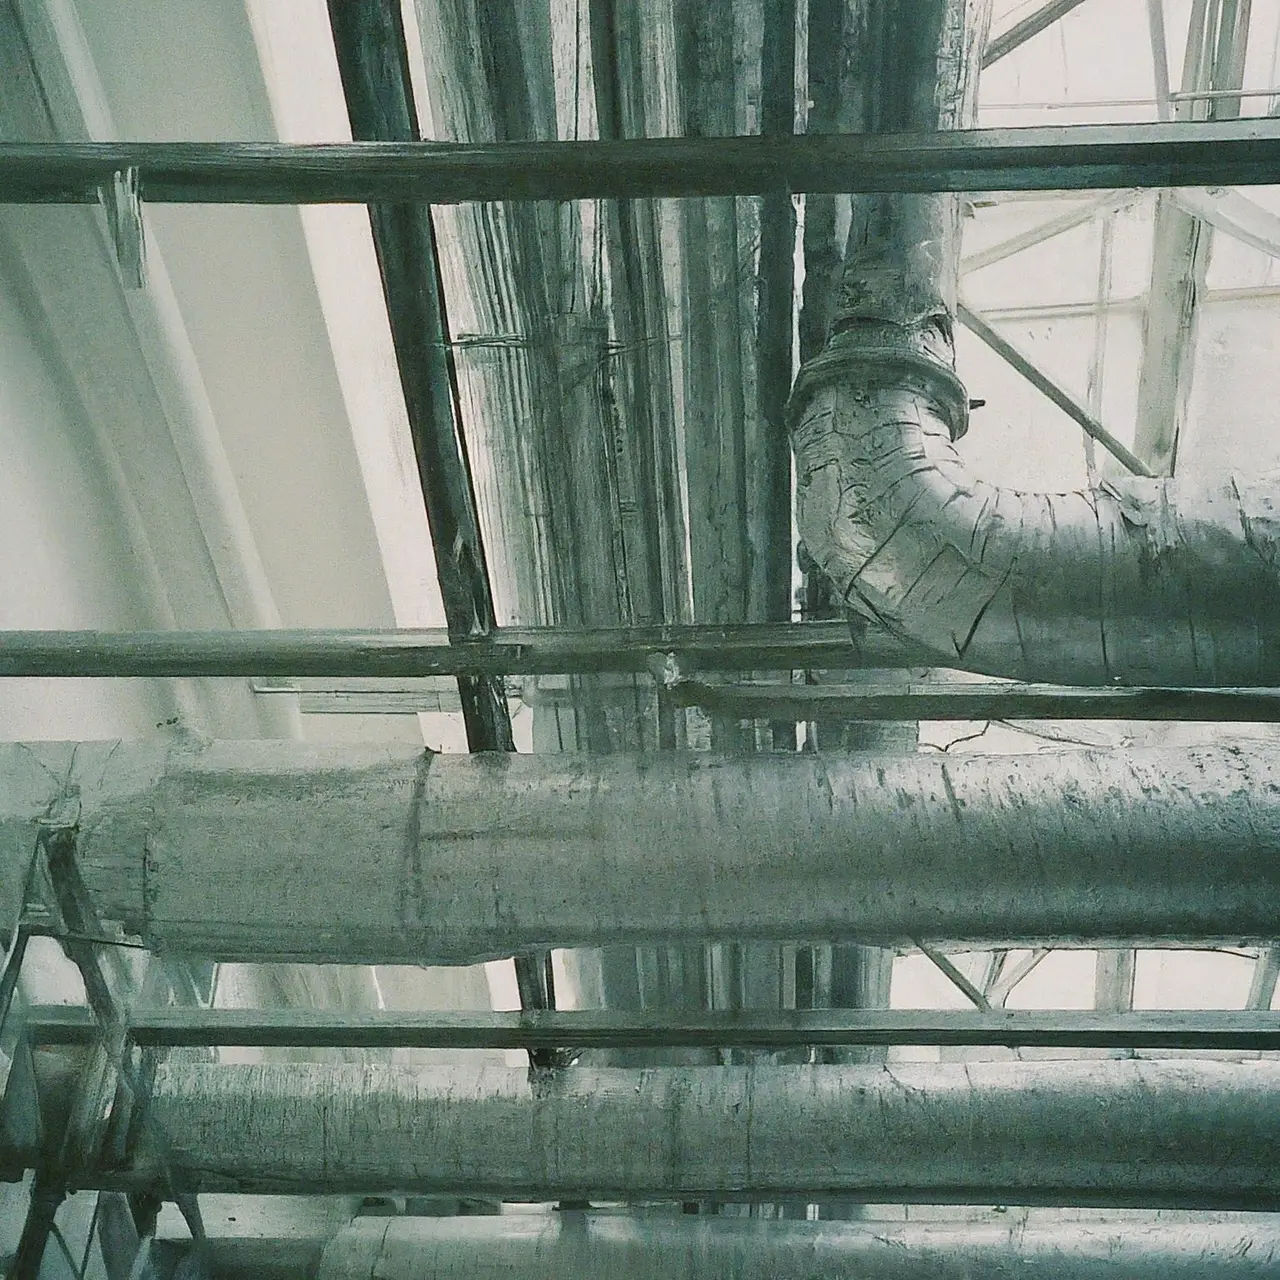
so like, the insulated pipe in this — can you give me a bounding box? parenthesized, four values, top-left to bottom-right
(6, 739, 1280, 960)
(316, 1215, 1280, 1280)
(789, 0, 1280, 687)
(88, 1059, 1280, 1205)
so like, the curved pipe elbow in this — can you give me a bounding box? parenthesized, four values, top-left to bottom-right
(791, 350, 1280, 687)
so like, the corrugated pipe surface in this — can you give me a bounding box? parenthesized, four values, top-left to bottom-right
(790, 0, 1280, 686)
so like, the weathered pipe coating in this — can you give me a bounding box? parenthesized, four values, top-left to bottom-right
(4, 739, 1280, 961)
(792, 354, 1280, 686)
(790, 0, 1280, 687)
(118, 1058, 1280, 1206)
(316, 1215, 1280, 1280)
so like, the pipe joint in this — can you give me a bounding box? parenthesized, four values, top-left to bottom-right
(788, 323, 971, 442)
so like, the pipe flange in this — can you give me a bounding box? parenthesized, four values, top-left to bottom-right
(788, 339, 971, 442)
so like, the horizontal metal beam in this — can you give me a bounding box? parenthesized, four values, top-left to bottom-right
(80, 1059, 1280, 1205)
(0, 622, 920, 677)
(8, 740, 1280, 962)
(1, 121, 1280, 204)
(317, 1216, 1280, 1280)
(673, 679, 1280, 721)
(26, 1004, 1280, 1051)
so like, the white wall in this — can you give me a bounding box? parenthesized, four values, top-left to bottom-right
(0, 220, 170, 740)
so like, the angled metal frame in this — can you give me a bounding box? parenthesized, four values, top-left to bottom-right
(961, 189, 1137, 274)
(984, 0, 1094, 68)
(957, 301, 1152, 474)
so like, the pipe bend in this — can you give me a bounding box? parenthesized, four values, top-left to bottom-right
(791, 336, 1280, 686)
(787, 0, 1280, 688)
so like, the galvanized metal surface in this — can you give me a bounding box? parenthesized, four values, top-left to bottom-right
(1, 121, 1280, 204)
(108, 1059, 1280, 1205)
(317, 1214, 1280, 1279)
(796, 159, 1280, 686)
(7, 739, 1280, 962)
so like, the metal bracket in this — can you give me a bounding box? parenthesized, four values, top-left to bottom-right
(99, 166, 146, 290)
(1, 826, 50, 1128)
(0, 928, 39, 1162)
(36, 818, 137, 1179)
(645, 651, 681, 688)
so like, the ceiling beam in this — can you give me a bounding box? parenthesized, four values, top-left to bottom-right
(2, 120, 1280, 203)
(1248, 948, 1280, 1009)
(259, 676, 1280, 721)
(1174, 185, 1280, 259)
(961, 190, 1135, 273)
(330, 0, 562, 1044)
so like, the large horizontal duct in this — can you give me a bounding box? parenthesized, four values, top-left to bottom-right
(5, 739, 1280, 959)
(790, 1, 1280, 688)
(21, 1059, 1279, 1206)
(316, 1215, 1280, 1280)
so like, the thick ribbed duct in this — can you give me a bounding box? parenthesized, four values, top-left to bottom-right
(6, 739, 1280, 959)
(790, 0, 1280, 686)
(25, 1059, 1280, 1206)
(316, 1216, 1280, 1280)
